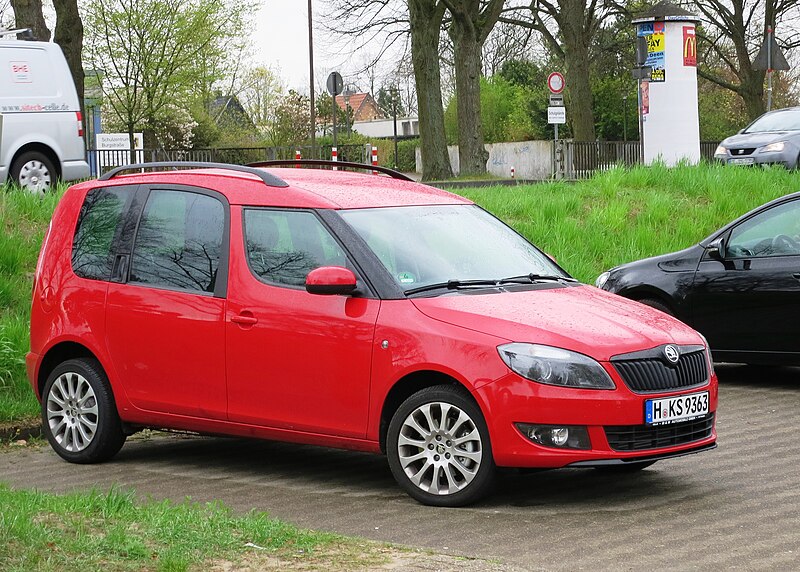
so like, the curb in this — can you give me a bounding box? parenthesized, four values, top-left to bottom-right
(0, 422, 42, 442)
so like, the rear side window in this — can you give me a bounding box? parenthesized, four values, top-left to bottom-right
(72, 187, 130, 281)
(244, 209, 348, 287)
(130, 190, 225, 293)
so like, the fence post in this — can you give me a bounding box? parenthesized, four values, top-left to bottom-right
(332, 146, 338, 170)
(372, 146, 378, 174)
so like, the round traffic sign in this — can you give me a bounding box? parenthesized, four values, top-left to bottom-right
(327, 71, 343, 96)
(547, 72, 565, 94)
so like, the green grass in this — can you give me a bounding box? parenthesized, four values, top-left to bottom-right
(0, 484, 385, 571)
(1, 163, 799, 422)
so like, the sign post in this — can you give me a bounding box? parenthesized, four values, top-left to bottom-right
(547, 72, 566, 179)
(326, 71, 343, 148)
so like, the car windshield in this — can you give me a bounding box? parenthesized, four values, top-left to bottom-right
(339, 204, 570, 293)
(744, 109, 800, 133)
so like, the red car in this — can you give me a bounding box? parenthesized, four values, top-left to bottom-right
(28, 161, 717, 506)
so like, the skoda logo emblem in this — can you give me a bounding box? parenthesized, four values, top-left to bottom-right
(664, 345, 680, 364)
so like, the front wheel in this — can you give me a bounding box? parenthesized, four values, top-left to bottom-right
(42, 358, 126, 463)
(387, 385, 495, 507)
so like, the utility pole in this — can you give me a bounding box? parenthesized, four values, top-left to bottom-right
(392, 87, 399, 169)
(308, 0, 316, 157)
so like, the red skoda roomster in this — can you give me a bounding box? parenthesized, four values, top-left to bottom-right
(28, 161, 717, 506)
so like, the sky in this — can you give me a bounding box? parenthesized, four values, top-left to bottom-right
(252, 0, 403, 95)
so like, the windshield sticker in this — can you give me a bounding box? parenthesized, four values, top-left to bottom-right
(397, 272, 416, 284)
(10, 61, 32, 83)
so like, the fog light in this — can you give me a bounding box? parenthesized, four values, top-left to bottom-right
(515, 423, 591, 450)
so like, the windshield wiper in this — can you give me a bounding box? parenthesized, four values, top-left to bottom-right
(498, 273, 577, 284)
(404, 274, 577, 296)
(403, 279, 499, 296)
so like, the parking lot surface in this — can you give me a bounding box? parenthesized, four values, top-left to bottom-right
(2, 364, 799, 570)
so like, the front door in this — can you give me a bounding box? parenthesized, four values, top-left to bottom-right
(225, 207, 379, 438)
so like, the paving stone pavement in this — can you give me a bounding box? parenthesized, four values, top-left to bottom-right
(2, 364, 799, 570)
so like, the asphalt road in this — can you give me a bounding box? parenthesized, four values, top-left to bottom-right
(2, 364, 799, 570)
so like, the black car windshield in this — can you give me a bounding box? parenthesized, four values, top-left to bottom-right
(744, 109, 800, 133)
(339, 204, 569, 293)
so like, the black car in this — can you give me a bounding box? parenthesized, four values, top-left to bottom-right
(596, 192, 800, 365)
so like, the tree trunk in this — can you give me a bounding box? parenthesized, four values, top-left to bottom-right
(738, 68, 766, 120)
(10, 0, 50, 41)
(560, 0, 595, 141)
(449, 14, 489, 175)
(53, 0, 85, 119)
(408, 0, 453, 181)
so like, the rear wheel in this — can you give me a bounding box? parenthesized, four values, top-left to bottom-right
(42, 358, 126, 463)
(10, 151, 56, 194)
(636, 297, 674, 317)
(387, 385, 495, 507)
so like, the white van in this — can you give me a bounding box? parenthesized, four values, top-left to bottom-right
(0, 31, 90, 192)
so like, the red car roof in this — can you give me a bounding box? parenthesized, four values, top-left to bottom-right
(84, 167, 472, 209)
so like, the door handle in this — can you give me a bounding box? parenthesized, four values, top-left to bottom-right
(793, 273, 800, 282)
(231, 314, 258, 325)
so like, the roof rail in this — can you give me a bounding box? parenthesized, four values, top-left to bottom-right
(99, 161, 289, 187)
(247, 159, 415, 182)
(0, 28, 34, 40)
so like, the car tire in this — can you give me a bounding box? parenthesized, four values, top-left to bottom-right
(10, 151, 57, 194)
(41, 358, 126, 464)
(387, 385, 495, 507)
(594, 461, 656, 474)
(637, 297, 674, 316)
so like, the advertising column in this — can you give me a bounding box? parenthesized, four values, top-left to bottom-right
(633, 4, 701, 165)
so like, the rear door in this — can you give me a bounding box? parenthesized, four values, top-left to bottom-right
(105, 185, 230, 419)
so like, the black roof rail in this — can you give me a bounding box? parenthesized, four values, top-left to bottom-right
(0, 28, 34, 40)
(99, 161, 289, 188)
(247, 159, 415, 182)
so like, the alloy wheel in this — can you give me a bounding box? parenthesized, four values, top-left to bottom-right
(46, 372, 99, 453)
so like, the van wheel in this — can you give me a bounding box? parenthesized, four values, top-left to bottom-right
(387, 385, 495, 507)
(10, 151, 56, 194)
(42, 358, 126, 463)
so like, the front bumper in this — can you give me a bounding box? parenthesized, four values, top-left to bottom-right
(476, 370, 718, 468)
(715, 149, 796, 168)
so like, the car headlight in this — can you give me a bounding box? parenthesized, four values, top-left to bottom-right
(714, 145, 727, 155)
(760, 141, 785, 153)
(497, 343, 615, 390)
(595, 271, 610, 289)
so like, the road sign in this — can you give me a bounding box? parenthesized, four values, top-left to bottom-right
(326, 71, 343, 96)
(547, 72, 565, 94)
(549, 94, 564, 106)
(548, 106, 566, 124)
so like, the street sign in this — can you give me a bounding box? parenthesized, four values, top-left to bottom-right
(326, 71, 343, 96)
(549, 94, 564, 106)
(547, 72, 565, 94)
(548, 106, 566, 124)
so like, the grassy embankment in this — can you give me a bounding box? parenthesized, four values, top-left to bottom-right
(1, 164, 798, 424)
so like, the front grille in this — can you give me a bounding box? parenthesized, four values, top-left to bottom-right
(731, 147, 756, 156)
(613, 349, 708, 393)
(605, 414, 714, 452)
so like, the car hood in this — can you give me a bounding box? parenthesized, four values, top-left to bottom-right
(411, 285, 703, 361)
(722, 131, 795, 147)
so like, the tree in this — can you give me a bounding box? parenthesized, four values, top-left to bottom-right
(441, 0, 505, 175)
(84, 0, 250, 150)
(692, 0, 800, 120)
(237, 66, 284, 136)
(501, 0, 617, 141)
(266, 90, 311, 148)
(52, 0, 84, 118)
(377, 86, 408, 117)
(9, 0, 49, 41)
(315, 92, 353, 137)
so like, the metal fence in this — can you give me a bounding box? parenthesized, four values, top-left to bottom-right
(557, 140, 721, 179)
(87, 144, 371, 177)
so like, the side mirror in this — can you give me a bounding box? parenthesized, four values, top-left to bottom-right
(706, 237, 725, 261)
(305, 266, 358, 296)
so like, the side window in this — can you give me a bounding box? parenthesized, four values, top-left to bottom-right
(244, 209, 348, 287)
(130, 190, 225, 293)
(728, 200, 800, 258)
(72, 187, 130, 281)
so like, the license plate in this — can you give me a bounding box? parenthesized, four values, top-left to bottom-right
(645, 392, 709, 426)
(728, 157, 755, 165)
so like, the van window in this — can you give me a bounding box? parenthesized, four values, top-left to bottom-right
(71, 188, 130, 281)
(130, 190, 225, 293)
(244, 209, 348, 287)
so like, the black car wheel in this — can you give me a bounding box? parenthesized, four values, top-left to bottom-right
(387, 385, 495, 507)
(42, 358, 126, 464)
(10, 151, 57, 194)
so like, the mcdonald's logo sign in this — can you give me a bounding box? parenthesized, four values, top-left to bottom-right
(683, 26, 697, 67)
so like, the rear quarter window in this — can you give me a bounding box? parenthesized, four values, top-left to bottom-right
(71, 187, 130, 281)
